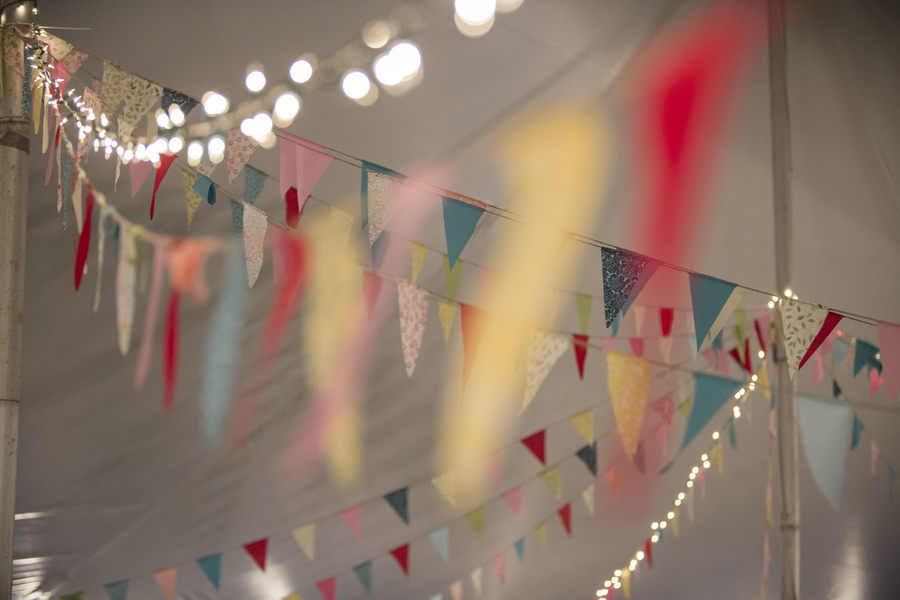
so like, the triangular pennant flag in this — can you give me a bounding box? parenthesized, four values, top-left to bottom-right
(361, 162, 405, 245)
(340, 505, 363, 541)
(854, 340, 882, 376)
(643, 539, 653, 569)
(449, 581, 463, 600)
(460, 302, 489, 387)
(115, 226, 137, 354)
(576, 293, 593, 334)
(384, 487, 409, 524)
(150, 153, 178, 220)
(432, 470, 457, 507)
(796, 393, 852, 510)
(535, 521, 548, 550)
(727, 339, 751, 375)
(442, 196, 485, 268)
(284, 187, 302, 229)
(540, 465, 562, 500)
(688, 273, 745, 349)
(465, 506, 485, 536)
(182, 170, 203, 229)
(292, 523, 315, 561)
(629, 337, 644, 357)
(654, 422, 667, 456)
(605, 351, 652, 459)
(779, 298, 828, 378)
(604, 463, 619, 496)
(515, 537, 526, 562)
(353, 561, 372, 594)
(502, 486, 522, 515)
(633, 440, 646, 474)
(243, 539, 268, 572)
(523, 331, 569, 410)
(710, 440, 723, 474)
(225, 127, 259, 184)
(833, 379, 842, 398)
(151, 568, 176, 600)
(651, 394, 674, 426)
(243, 204, 268, 288)
(573, 334, 589, 379)
(362, 271, 383, 320)
(438, 301, 457, 345)
(242, 165, 267, 208)
(316, 577, 336, 600)
(279, 132, 333, 202)
(569, 409, 594, 444)
(391, 544, 411, 576)
(622, 262, 659, 318)
(197, 554, 222, 590)
(429, 526, 449, 561)
(521, 430, 546, 465)
(192, 172, 218, 206)
(601, 337, 618, 351)
(558, 503, 572, 536)
(397, 281, 428, 377)
(485, 450, 502, 487)
(798, 311, 843, 371)
(659, 336, 674, 364)
(582, 483, 595, 515)
(471, 567, 483, 596)
(443, 254, 463, 300)
(660, 307, 674, 336)
(130, 160, 152, 198)
(601, 247, 653, 327)
(371, 229, 390, 269)
(576, 443, 597, 475)
(161, 87, 198, 115)
(633, 306, 647, 337)
(680, 374, 741, 452)
(758, 363, 771, 400)
(410, 241, 428, 283)
(834, 337, 852, 374)
(870, 368, 884, 401)
(492, 552, 506, 585)
(611, 313, 620, 337)
(877, 321, 900, 404)
(851, 415, 864, 450)
(678, 396, 693, 422)
(73, 189, 95, 290)
(104, 581, 128, 600)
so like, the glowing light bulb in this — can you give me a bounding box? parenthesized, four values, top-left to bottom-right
(168, 136, 183, 153)
(374, 53, 404, 86)
(207, 135, 225, 156)
(651, 535, 658, 543)
(342, 70, 371, 99)
(497, 0, 524, 12)
(168, 105, 185, 126)
(363, 20, 392, 48)
(660, 521, 667, 529)
(678, 492, 685, 500)
(611, 577, 618, 584)
(614, 570, 621, 577)
(668, 511, 675, 519)
(273, 92, 301, 122)
(123, 148, 134, 162)
(636, 551, 644, 560)
(675, 499, 681, 506)
(116, 145, 124, 156)
(701, 454, 708, 461)
(245, 68, 266, 92)
(751, 374, 758, 382)
(240, 117, 256, 137)
(689, 472, 696, 480)
(187, 141, 203, 161)
(712, 431, 719, 440)
(252, 113, 273, 140)
(651, 522, 658, 530)
(290, 57, 315, 83)
(596, 591, 603, 598)
(629, 564, 635, 571)
(692, 466, 699, 474)
(687, 480, 693, 487)
(135, 144, 146, 160)
(604, 581, 611, 588)
(155, 109, 170, 129)
(202, 91, 229, 115)
(455, 0, 496, 24)
(153, 138, 168, 153)
(768, 301, 775, 308)
(391, 42, 421, 77)
(703, 460, 711, 469)
(784, 288, 792, 297)
(146, 147, 160, 164)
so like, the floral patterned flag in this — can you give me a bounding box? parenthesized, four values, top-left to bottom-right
(601, 247, 653, 328)
(118, 78, 162, 142)
(780, 298, 829, 379)
(101, 61, 132, 112)
(226, 127, 259, 183)
(243, 204, 267, 288)
(605, 350, 652, 459)
(116, 226, 137, 355)
(523, 331, 569, 412)
(181, 170, 202, 229)
(362, 163, 405, 246)
(398, 281, 428, 377)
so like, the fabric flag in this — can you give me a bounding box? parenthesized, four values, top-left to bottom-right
(659, 336, 674, 363)
(621, 570, 631, 598)
(243, 539, 268, 572)
(576, 293, 593, 334)
(244, 164, 267, 206)
(432, 470, 456, 507)
(430, 526, 449, 561)
(515, 537, 526, 562)
(316, 577, 336, 600)
(460, 303, 489, 387)
(279, 132, 332, 202)
(361, 162, 405, 245)
(438, 301, 457, 345)
(573, 334, 589, 379)
(160, 88, 198, 115)
(558, 503, 572, 535)
(540, 465, 561, 500)
(622, 262, 659, 318)
(833, 337, 852, 374)
(601, 337, 618, 351)
(650, 394, 674, 426)
(242, 204, 267, 288)
(796, 393, 851, 510)
(779, 298, 828, 378)
(353, 561, 372, 594)
(391, 544, 411, 576)
(362, 271, 383, 320)
(833, 379, 842, 398)
(449, 581, 463, 600)
(465, 506, 485, 536)
(493, 552, 506, 585)
(192, 172, 217, 206)
(605, 351, 652, 459)
(535, 521, 548, 550)
(601, 247, 654, 327)
(197, 554, 221, 590)
(292, 523, 315, 561)
(854, 340, 882, 376)
(643, 539, 653, 569)
(877, 321, 900, 404)
(633, 440, 646, 474)
(851, 415, 864, 450)
(727, 339, 751, 375)
(398, 281, 428, 377)
(604, 463, 619, 496)
(151, 568, 176, 600)
(758, 363, 771, 400)
(150, 153, 178, 220)
(523, 331, 569, 411)
(225, 127, 259, 183)
(688, 273, 746, 349)
(283, 186, 303, 230)
(103, 580, 128, 600)
(629, 338, 644, 357)
(521, 430, 546, 465)
(384, 487, 409, 524)
(73, 189, 94, 290)
(654, 423, 667, 456)
(678, 396, 693, 422)
(870, 368, 884, 401)
(443, 254, 463, 300)
(485, 450, 502, 487)
(679, 373, 742, 453)
(130, 160, 153, 198)
(660, 307, 675, 336)
(115, 226, 137, 355)
(576, 443, 597, 475)
(798, 312, 843, 372)
(813, 353, 825, 387)
(502, 486, 521, 515)
(633, 306, 647, 337)
(442, 196, 484, 268)
(611, 313, 620, 337)
(118, 78, 161, 141)
(471, 567, 483, 596)
(410, 241, 428, 283)
(582, 482, 595, 515)
(340, 505, 363, 541)
(570, 408, 594, 443)
(181, 170, 203, 229)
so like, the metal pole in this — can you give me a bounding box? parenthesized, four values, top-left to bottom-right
(0, 2, 33, 599)
(766, 0, 800, 598)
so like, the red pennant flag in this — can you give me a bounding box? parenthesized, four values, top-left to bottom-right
(558, 503, 572, 536)
(604, 463, 619, 496)
(162, 290, 180, 412)
(643, 539, 653, 568)
(754, 319, 767, 355)
(316, 577, 336, 600)
(728, 339, 752, 375)
(74, 189, 94, 290)
(150, 153, 178, 220)
(630, 338, 644, 357)
(243, 538, 268, 572)
(460, 303, 489, 387)
(659, 308, 674, 336)
(391, 543, 410, 576)
(521, 430, 546, 465)
(798, 312, 843, 371)
(284, 186, 301, 228)
(362, 271, 383, 320)
(573, 334, 589, 379)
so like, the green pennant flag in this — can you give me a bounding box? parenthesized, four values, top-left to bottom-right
(104, 580, 129, 600)
(353, 561, 372, 594)
(576, 293, 592, 335)
(535, 520, 548, 550)
(678, 396, 693, 422)
(680, 374, 742, 453)
(465, 506, 485, 537)
(443, 254, 463, 300)
(442, 196, 485, 268)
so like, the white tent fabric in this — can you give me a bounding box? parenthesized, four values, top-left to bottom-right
(14, 1, 900, 599)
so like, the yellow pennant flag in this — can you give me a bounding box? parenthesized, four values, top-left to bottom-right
(292, 523, 315, 561)
(438, 301, 457, 345)
(539, 465, 561, 500)
(605, 351, 652, 459)
(621, 569, 631, 598)
(182, 170, 202, 230)
(757, 362, 771, 400)
(535, 520, 548, 550)
(671, 506, 679, 536)
(569, 408, 593, 444)
(410, 241, 428, 283)
(432, 471, 457, 508)
(282, 593, 299, 600)
(710, 441, 723, 474)
(465, 506, 485, 537)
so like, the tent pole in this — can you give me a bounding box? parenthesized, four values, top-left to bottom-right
(766, 0, 800, 599)
(0, 3, 33, 599)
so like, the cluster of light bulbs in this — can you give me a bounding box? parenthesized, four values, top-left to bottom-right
(768, 288, 799, 309)
(454, 0, 524, 38)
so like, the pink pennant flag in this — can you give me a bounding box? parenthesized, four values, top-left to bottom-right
(340, 505, 363, 541)
(502, 486, 521, 515)
(630, 338, 644, 357)
(362, 271, 383, 320)
(151, 567, 177, 600)
(870, 368, 884, 402)
(601, 337, 618, 351)
(755, 308, 771, 351)
(279, 132, 333, 202)
(604, 463, 619, 496)
(493, 552, 506, 585)
(877, 321, 900, 404)
(449, 580, 463, 600)
(316, 577, 336, 600)
(813, 352, 825, 387)
(654, 422, 667, 455)
(130, 159, 153, 198)
(871, 441, 879, 475)
(485, 450, 502, 487)
(701, 348, 717, 367)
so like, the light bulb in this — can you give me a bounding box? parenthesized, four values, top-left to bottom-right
(123, 148, 134, 162)
(374, 53, 404, 86)
(187, 141, 203, 161)
(604, 581, 611, 588)
(342, 70, 371, 99)
(391, 42, 421, 78)
(155, 109, 170, 129)
(784, 288, 792, 297)
(202, 91, 229, 115)
(692, 466, 699, 474)
(289, 58, 314, 83)
(660, 521, 667, 529)
(687, 480, 693, 487)
(274, 92, 301, 121)
(455, 0, 496, 25)
(651, 522, 658, 530)
(252, 112, 273, 138)
(146, 147, 160, 164)
(245, 69, 266, 92)
(751, 374, 758, 381)
(712, 431, 719, 440)
(363, 20, 391, 48)
(674, 499, 681, 506)
(168, 136, 184, 153)
(651, 535, 658, 543)
(497, 0, 524, 12)
(153, 138, 168, 153)
(240, 117, 256, 137)
(668, 511, 675, 519)
(703, 460, 711, 469)
(611, 577, 618, 584)
(701, 454, 708, 461)
(629, 564, 635, 571)
(768, 300, 775, 308)
(614, 570, 621, 577)
(689, 472, 696, 480)
(100, 113, 109, 127)
(135, 144, 146, 160)
(168, 105, 185, 126)
(636, 551, 644, 560)
(207, 136, 225, 156)
(116, 145, 124, 156)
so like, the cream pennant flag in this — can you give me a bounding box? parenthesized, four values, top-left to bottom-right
(582, 483, 595, 516)
(633, 305, 646, 336)
(119, 78, 162, 142)
(539, 465, 561, 500)
(438, 301, 457, 345)
(523, 331, 569, 412)
(292, 523, 315, 561)
(780, 298, 828, 379)
(605, 351, 652, 459)
(181, 170, 202, 229)
(397, 280, 428, 377)
(410, 241, 428, 283)
(116, 227, 137, 355)
(366, 170, 403, 245)
(432, 470, 456, 507)
(470, 567, 483, 596)
(569, 408, 594, 444)
(72, 172, 84, 233)
(101, 61, 132, 111)
(242, 204, 267, 288)
(659, 336, 674, 363)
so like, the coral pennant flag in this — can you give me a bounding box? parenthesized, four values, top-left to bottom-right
(502, 486, 521, 515)
(362, 271, 383, 320)
(643, 539, 653, 568)
(150, 153, 177, 219)
(340, 505, 363, 541)
(798, 311, 843, 371)
(316, 577, 336, 600)
(521, 430, 546, 465)
(604, 463, 619, 496)
(650, 394, 674, 426)
(485, 450, 502, 487)
(284, 186, 302, 228)
(630, 338, 644, 357)
(74, 189, 94, 290)
(151, 567, 176, 600)
(573, 334, 589, 379)
(449, 581, 463, 600)
(493, 552, 506, 585)
(460, 302, 489, 387)
(660, 308, 674, 336)
(558, 503, 572, 535)
(391, 544, 410, 576)
(243, 539, 268, 572)
(728, 338, 751, 374)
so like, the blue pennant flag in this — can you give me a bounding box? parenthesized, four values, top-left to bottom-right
(576, 443, 597, 476)
(353, 561, 372, 594)
(442, 196, 485, 269)
(197, 553, 222, 590)
(680, 373, 743, 453)
(514, 537, 526, 562)
(851, 415, 864, 450)
(689, 273, 738, 350)
(796, 393, 851, 510)
(103, 581, 128, 600)
(853, 340, 882, 376)
(193, 172, 217, 205)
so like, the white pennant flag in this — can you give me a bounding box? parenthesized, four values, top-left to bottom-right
(397, 280, 428, 377)
(522, 330, 569, 412)
(780, 298, 828, 379)
(659, 336, 674, 363)
(582, 483, 595, 516)
(242, 204, 267, 288)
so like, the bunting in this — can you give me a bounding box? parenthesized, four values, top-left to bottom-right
(539, 465, 561, 500)
(292, 523, 315, 561)
(384, 487, 409, 524)
(115, 226, 137, 355)
(605, 351, 652, 459)
(465, 506, 485, 536)
(604, 463, 619, 496)
(535, 521, 548, 550)
(432, 470, 457, 507)
(361, 162, 405, 246)
(521, 430, 546, 465)
(242, 204, 267, 288)
(410, 242, 428, 283)
(103, 581, 128, 600)
(352, 561, 372, 594)
(131, 160, 152, 198)
(679, 373, 741, 453)
(429, 526, 449, 561)
(225, 127, 259, 183)
(279, 132, 333, 202)
(689, 273, 746, 349)
(243, 539, 268, 572)
(582, 483, 595, 516)
(362, 271, 383, 320)
(485, 450, 502, 487)
(197, 554, 221, 590)
(150, 153, 178, 220)
(558, 503, 572, 535)
(576, 443, 597, 475)
(573, 334, 589, 379)
(833, 337, 851, 374)
(779, 299, 828, 378)
(601, 247, 653, 327)
(443, 254, 463, 300)
(796, 393, 851, 510)
(877, 321, 900, 404)
(119, 78, 162, 141)
(576, 293, 592, 334)
(523, 331, 569, 411)
(471, 567, 483, 596)
(339, 505, 363, 541)
(515, 537, 526, 562)
(438, 301, 457, 345)
(854, 340, 881, 376)
(460, 302, 489, 387)
(316, 577, 336, 600)
(397, 281, 428, 377)
(151, 568, 176, 600)
(493, 552, 506, 585)
(569, 408, 594, 444)
(442, 196, 485, 268)
(502, 486, 521, 515)
(73, 188, 94, 290)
